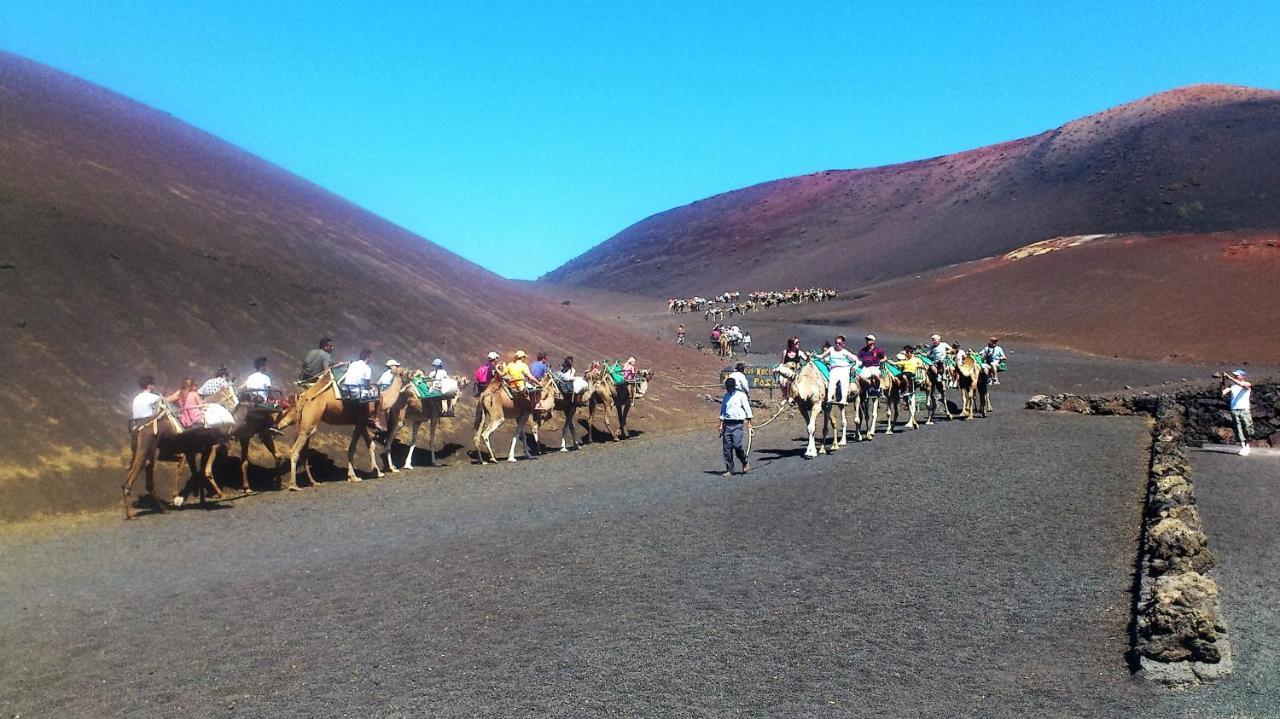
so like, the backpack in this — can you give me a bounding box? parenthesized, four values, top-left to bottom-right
(474, 365, 491, 384)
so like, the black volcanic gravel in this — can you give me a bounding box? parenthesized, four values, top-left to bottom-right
(0, 349, 1274, 717)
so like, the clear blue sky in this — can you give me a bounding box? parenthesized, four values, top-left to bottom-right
(2, 2, 1278, 279)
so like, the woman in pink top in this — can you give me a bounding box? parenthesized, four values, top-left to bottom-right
(176, 378, 203, 428)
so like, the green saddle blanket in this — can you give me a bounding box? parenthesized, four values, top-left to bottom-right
(412, 377, 443, 399)
(811, 357, 830, 382)
(885, 362, 904, 378)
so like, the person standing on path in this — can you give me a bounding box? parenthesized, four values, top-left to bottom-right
(1222, 369, 1253, 456)
(718, 377, 752, 477)
(676, 324, 686, 346)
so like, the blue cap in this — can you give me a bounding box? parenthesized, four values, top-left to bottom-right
(432, 358, 443, 367)
(1233, 368, 1247, 376)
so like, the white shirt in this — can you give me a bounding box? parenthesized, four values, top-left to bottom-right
(1228, 384, 1251, 411)
(427, 368, 449, 381)
(729, 371, 750, 394)
(377, 369, 395, 388)
(244, 372, 271, 391)
(719, 390, 754, 421)
(131, 391, 162, 420)
(824, 348, 858, 369)
(343, 359, 373, 386)
(929, 342, 953, 362)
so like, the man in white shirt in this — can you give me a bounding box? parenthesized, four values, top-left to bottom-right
(928, 333, 953, 365)
(742, 332, 752, 354)
(1223, 369, 1253, 456)
(244, 357, 272, 401)
(131, 375, 165, 430)
(816, 335, 859, 405)
(718, 377, 753, 477)
(342, 348, 383, 431)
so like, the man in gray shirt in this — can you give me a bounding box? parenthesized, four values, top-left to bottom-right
(300, 337, 347, 384)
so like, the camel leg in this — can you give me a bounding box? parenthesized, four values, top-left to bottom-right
(122, 430, 157, 520)
(907, 392, 919, 430)
(203, 443, 229, 499)
(428, 415, 439, 466)
(600, 403, 615, 442)
(507, 429, 521, 462)
(803, 405, 818, 458)
(481, 417, 504, 464)
(285, 427, 316, 490)
(404, 421, 418, 470)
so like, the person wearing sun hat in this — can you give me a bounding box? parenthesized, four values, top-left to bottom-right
(1222, 368, 1253, 456)
(504, 350, 539, 395)
(857, 334, 886, 397)
(377, 358, 401, 390)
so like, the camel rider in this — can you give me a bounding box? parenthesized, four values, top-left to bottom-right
(341, 348, 384, 431)
(198, 367, 231, 397)
(895, 346, 925, 391)
(244, 356, 272, 403)
(816, 335, 858, 405)
(130, 375, 179, 432)
(531, 352, 550, 381)
(857, 334, 886, 397)
(301, 337, 347, 385)
(378, 359, 401, 390)
(504, 350, 540, 396)
(474, 351, 500, 397)
(778, 336, 809, 403)
(927, 333, 953, 366)
(979, 337, 1007, 385)
(427, 358, 456, 417)
(622, 357, 638, 382)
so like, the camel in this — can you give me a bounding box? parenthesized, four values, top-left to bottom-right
(952, 351, 993, 419)
(386, 371, 469, 469)
(199, 383, 285, 493)
(273, 369, 403, 488)
(853, 370, 892, 440)
(121, 406, 232, 520)
(772, 360, 842, 458)
(472, 373, 554, 463)
(543, 373, 590, 451)
(584, 368, 651, 443)
(884, 364, 922, 432)
(923, 359, 955, 424)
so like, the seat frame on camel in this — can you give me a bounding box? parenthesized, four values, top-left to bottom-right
(472, 371, 556, 464)
(121, 400, 234, 520)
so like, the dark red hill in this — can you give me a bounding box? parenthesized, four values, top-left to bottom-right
(0, 52, 721, 520)
(542, 84, 1280, 295)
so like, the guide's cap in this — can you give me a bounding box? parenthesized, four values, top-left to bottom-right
(486, 351, 499, 360)
(432, 358, 443, 367)
(385, 359, 401, 367)
(1233, 368, 1247, 377)
(865, 334, 876, 342)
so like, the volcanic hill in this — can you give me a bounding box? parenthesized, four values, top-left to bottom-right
(542, 84, 1280, 296)
(0, 52, 721, 520)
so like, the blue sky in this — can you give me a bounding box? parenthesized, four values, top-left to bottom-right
(2, 2, 1278, 279)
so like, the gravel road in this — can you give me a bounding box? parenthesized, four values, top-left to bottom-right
(0, 350, 1273, 717)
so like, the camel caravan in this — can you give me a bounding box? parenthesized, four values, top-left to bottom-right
(772, 334, 1005, 459)
(122, 342, 654, 519)
(668, 287, 838, 318)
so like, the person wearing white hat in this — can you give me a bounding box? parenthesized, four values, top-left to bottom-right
(504, 350, 539, 395)
(857, 334, 886, 397)
(1222, 369, 1253, 456)
(474, 351, 500, 397)
(427, 358, 456, 416)
(377, 358, 402, 390)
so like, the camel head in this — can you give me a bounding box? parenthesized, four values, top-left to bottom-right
(633, 369, 653, 399)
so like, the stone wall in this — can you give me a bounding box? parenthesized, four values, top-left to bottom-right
(1025, 388, 1249, 685)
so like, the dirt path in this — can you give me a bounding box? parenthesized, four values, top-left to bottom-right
(2, 388, 1216, 717)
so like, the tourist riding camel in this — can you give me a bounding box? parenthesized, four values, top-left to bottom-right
(197, 367, 231, 398)
(243, 356, 272, 403)
(772, 359, 839, 457)
(585, 363, 651, 443)
(473, 368, 552, 463)
(274, 364, 403, 488)
(377, 359, 402, 390)
(815, 335, 858, 406)
(300, 337, 347, 385)
(856, 335, 886, 398)
(474, 351, 500, 397)
(778, 336, 809, 404)
(978, 337, 1007, 385)
(341, 348, 384, 431)
(384, 366, 465, 469)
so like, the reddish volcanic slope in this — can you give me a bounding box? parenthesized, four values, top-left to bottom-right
(0, 52, 722, 519)
(543, 85, 1280, 296)
(794, 231, 1280, 364)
